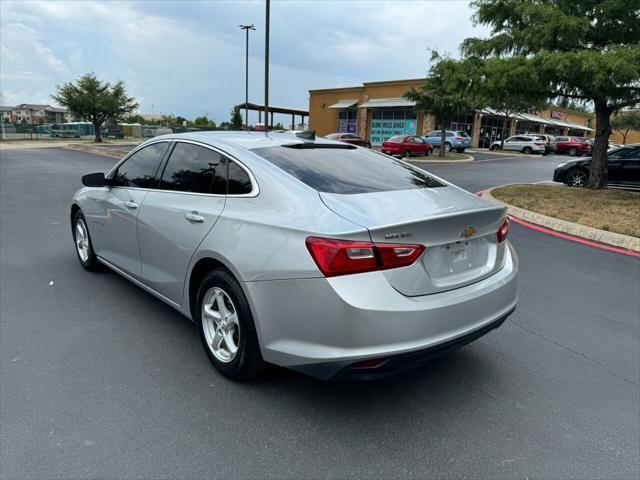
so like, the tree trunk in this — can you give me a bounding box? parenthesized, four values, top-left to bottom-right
(439, 127, 446, 158)
(94, 122, 102, 143)
(500, 116, 509, 149)
(586, 100, 611, 189)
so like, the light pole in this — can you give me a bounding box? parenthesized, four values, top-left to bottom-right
(239, 24, 255, 129)
(264, 0, 270, 135)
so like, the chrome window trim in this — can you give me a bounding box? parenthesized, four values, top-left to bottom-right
(106, 138, 259, 198)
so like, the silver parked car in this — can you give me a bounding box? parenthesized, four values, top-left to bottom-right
(71, 131, 518, 380)
(490, 135, 546, 154)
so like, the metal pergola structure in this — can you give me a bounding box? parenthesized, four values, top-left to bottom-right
(237, 102, 308, 130)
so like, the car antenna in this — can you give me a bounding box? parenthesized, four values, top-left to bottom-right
(295, 129, 316, 141)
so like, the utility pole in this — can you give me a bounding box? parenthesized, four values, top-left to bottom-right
(264, 0, 270, 135)
(239, 24, 255, 129)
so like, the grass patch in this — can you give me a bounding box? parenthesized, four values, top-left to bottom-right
(492, 185, 640, 238)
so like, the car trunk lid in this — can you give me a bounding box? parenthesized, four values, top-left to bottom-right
(320, 187, 508, 295)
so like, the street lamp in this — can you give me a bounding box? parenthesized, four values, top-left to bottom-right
(239, 23, 255, 129)
(264, 0, 270, 135)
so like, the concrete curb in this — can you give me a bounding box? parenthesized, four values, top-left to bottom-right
(467, 149, 540, 158)
(64, 144, 131, 159)
(480, 185, 640, 253)
(410, 153, 474, 163)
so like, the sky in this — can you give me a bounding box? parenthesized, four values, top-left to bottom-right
(0, 0, 489, 125)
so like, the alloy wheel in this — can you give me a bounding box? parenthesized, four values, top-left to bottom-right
(201, 287, 240, 363)
(567, 170, 587, 187)
(75, 219, 90, 262)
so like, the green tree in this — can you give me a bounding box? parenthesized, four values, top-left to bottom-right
(611, 111, 640, 145)
(475, 56, 548, 148)
(462, 0, 640, 189)
(125, 114, 145, 124)
(193, 116, 214, 127)
(230, 105, 243, 130)
(405, 53, 479, 157)
(52, 73, 138, 142)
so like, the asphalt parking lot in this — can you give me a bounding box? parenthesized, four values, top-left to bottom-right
(1, 147, 638, 479)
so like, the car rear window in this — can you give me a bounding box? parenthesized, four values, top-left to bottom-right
(455, 131, 470, 138)
(253, 146, 444, 194)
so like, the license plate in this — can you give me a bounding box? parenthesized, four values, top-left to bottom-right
(451, 249, 468, 263)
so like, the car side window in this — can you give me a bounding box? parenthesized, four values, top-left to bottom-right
(414, 137, 424, 143)
(160, 142, 226, 194)
(445, 132, 454, 137)
(112, 142, 168, 188)
(427, 131, 438, 137)
(228, 161, 252, 195)
(406, 137, 414, 143)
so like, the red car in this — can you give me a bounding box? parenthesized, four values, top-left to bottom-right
(381, 135, 433, 158)
(555, 136, 592, 156)
(325, 133, 371, 148)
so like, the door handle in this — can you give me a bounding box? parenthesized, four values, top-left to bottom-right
(185, 212, 205, 223)
(124, 201, 138, 210)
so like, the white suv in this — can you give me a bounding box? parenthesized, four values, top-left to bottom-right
(490, 135, 546, 154)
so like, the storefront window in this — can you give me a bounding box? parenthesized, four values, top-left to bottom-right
(337, 109, 357, 134)
(370, 108, 417, 145)
(447, 112, 474, 137)
(478, 116, 511, 148)
(516, 121, 541, 134)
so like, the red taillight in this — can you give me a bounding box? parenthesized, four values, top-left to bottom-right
(497, 218, 510, 244)
(305, 237, 425, 277)
(453, 136, 463, 140)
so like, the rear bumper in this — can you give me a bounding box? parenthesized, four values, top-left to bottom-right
(244, 243, 518, 380)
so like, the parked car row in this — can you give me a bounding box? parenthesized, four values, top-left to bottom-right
(553, 144, 640, 188)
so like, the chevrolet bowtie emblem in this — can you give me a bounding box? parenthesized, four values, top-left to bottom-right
(460, 226, 477, 238)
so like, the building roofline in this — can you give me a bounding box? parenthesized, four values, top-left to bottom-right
(309, 77, 426, 94)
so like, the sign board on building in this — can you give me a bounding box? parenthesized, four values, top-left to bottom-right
(370, 119, 416, 145)
(550, 110, 564, 120)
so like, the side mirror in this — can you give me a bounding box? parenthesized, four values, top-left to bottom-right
(82, 172, 106, 187)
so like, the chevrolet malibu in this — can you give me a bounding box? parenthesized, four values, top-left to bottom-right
(71, 131, 518, 380)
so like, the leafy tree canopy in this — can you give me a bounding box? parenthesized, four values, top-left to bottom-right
(230, 105, 243, 130)
(461, 0, 640, 188)
(611, 110, 640, 144)
(52, 73, 138, 142)
(405, 53, 480, 157)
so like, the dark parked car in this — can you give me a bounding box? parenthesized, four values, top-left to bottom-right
(325, 133, 371, 148)
(553, 144, 640, 188)
(555, 136, 591, 156)
(381, 135, 433, 157)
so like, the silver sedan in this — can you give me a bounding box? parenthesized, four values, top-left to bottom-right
(71, 131, 518, 380)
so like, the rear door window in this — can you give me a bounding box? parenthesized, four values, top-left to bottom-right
(253, 146, 444, 194)
(160, 142, 226, 194)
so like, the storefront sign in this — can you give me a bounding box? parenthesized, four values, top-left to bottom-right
(550, 110, 564, 120)
(370, 119, 416, 145)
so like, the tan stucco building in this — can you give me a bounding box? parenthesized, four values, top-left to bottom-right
(309, 78, 597, 148)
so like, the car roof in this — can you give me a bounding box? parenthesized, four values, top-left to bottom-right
(149, 130, 344, 151)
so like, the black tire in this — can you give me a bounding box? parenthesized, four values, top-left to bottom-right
(72, 210, 102, 271)
(568, 147, 578, 156)
(522, 147, 533, 154)
(490, 144, 499, 151)
(444, 143, 452, 153)
(456, 147, 465, 153)
(196, 269, 263, 380)
(404, 150, 412, 158)
(426, 148, 433, 156)
(565, 168, 588, 188)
